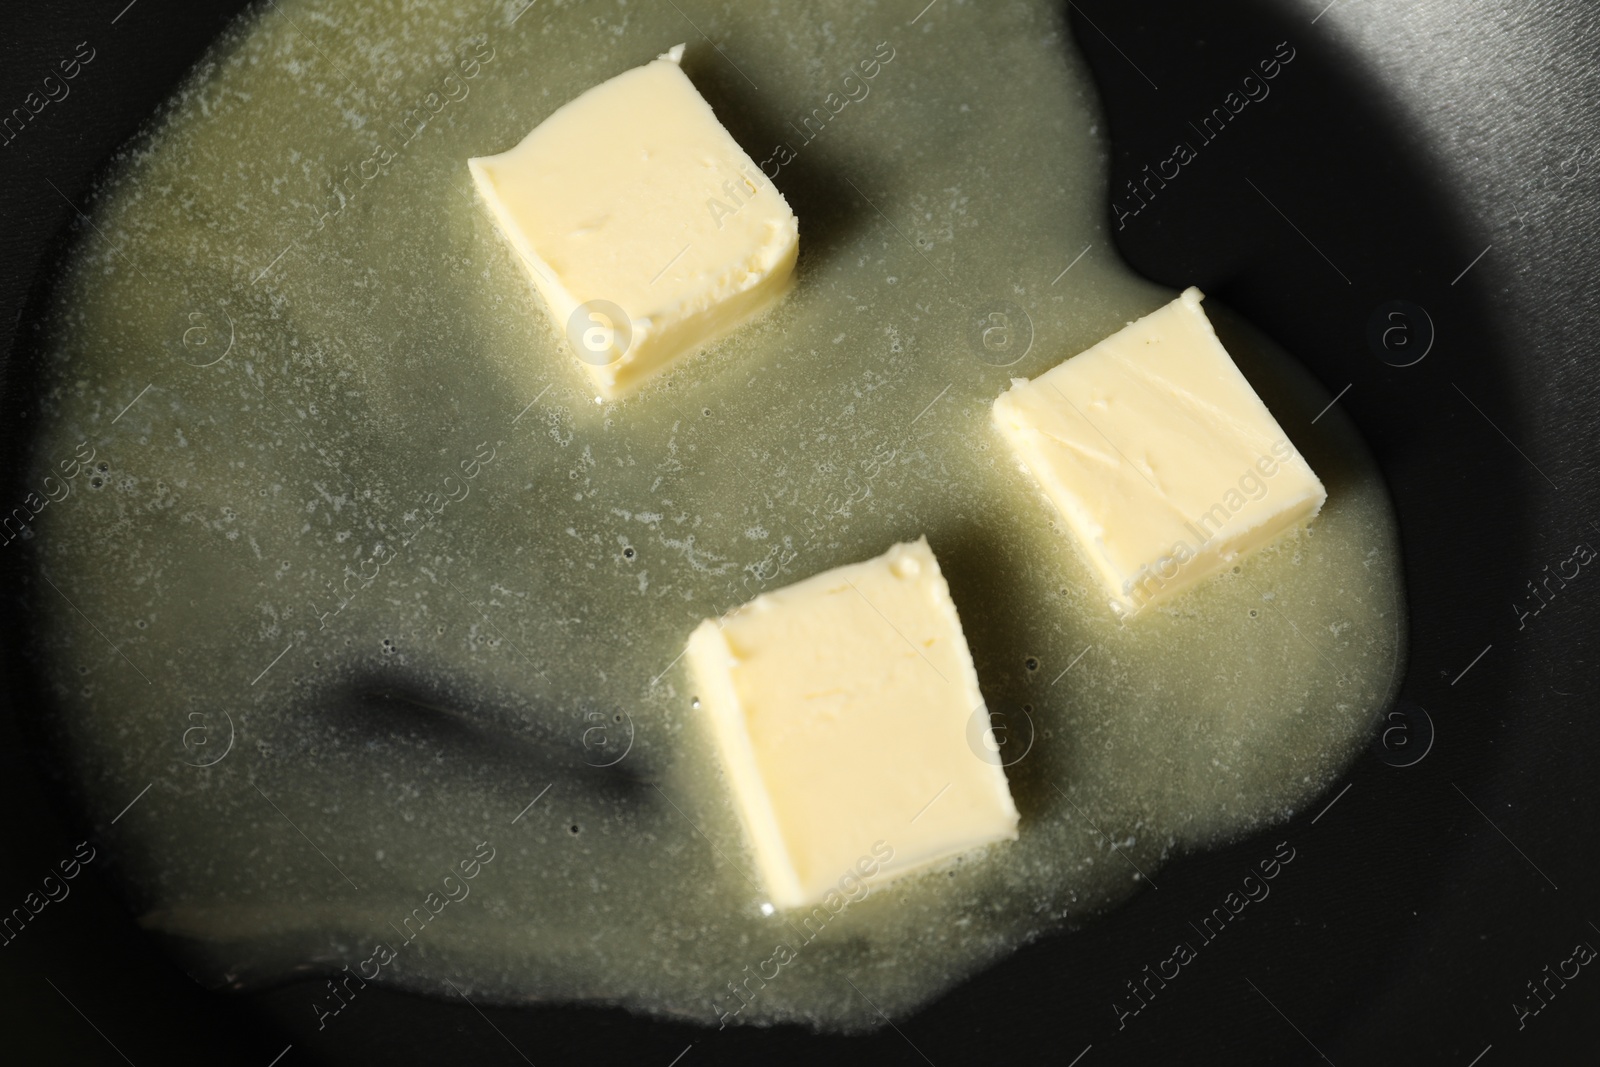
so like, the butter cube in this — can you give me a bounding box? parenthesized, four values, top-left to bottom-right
(468, 44, 799, 398)
(686, 538, 1019, 910)
(993, 287, 1326, 615)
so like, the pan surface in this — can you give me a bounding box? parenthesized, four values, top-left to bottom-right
(1, 0, 1596, 1063)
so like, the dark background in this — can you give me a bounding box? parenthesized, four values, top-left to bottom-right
(2, 0, 1596, 1063)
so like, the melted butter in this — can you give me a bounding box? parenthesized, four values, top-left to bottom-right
(28, 0, 1403, 1032)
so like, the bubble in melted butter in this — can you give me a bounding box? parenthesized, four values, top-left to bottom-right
(28, 0, 1402, 1033)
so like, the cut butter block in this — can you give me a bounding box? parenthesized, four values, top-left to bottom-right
(992, 287, 1326, 615)
(467, 44, 799, 399)
(685, 538, 1019, 910)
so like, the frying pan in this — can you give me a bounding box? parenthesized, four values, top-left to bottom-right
(2, 0, 1597, 1062)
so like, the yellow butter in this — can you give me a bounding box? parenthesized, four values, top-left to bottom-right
(468, 44, 799, 398)
(686, 538, 1019, 909)
(993, 287, 1326, 615)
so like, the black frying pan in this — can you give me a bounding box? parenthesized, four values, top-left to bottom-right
(3, 0, 1597, 1062)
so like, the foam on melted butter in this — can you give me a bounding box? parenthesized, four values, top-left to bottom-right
(28, 0, 1403, 1033)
